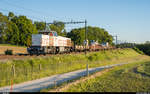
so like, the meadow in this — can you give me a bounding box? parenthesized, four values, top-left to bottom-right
(0, 48, 146, 87)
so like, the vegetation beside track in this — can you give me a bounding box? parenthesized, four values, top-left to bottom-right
(63, 60, 150, 92)
(0, 44, 27, 55)
(0, 48, 146, 87)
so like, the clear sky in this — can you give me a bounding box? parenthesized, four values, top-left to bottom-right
(0, 0, 150, 43)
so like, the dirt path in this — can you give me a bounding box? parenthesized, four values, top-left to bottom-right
(50, 68, 112, 92)
(0, 63, 127, 92)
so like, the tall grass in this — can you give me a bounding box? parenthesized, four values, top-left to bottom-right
(137, 62, 150, 76)
(64, 61, 150, 92)
(0, 44, 26, 48)
(0, 48, 141, 87)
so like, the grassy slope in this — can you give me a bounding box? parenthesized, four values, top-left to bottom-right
(0, 48, 145, 87)
(64, 60, 150, 92)
(0, 44, 27, 54)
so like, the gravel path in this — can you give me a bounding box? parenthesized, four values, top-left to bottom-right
(0, 63, 128, 92)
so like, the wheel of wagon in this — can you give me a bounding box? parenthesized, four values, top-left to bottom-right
(56, 47, 60, 54)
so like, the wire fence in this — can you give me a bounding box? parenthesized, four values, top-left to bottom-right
(0, 59, 86, 88)
(0, 61, 90, 92)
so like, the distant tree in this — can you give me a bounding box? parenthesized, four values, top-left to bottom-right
(8, 12, 15, 21)
(136, 43, 150, 56)
(34, 21, 46, 31)
(67, 28, 85, 46)
(61, 29, 67, 37)
(49, 21, 66, 36)
(67, 26, 113, 46)
(145, 41, 150, 44)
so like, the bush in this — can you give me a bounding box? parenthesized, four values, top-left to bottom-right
(133, 47, 144, 55)
(5, 49, 13, 55)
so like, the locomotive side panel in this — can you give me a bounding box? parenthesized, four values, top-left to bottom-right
(32, 34, 49, 46)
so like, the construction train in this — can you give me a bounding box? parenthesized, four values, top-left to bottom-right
(27, 30, 115, 55)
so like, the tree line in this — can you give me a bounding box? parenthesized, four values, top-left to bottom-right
(0, 12, 113, 46)
(136, 41, 150, 56)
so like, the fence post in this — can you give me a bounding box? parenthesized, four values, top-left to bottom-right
(25, 67, 28, 80)
(12, 65, 15, 77)
(39, 64, 42, 71)
(32, 65, 33, 80)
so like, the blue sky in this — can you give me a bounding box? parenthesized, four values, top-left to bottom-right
(0, 0, 150, 43)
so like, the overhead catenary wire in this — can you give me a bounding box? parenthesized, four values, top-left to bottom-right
(0, 0, 85, 22)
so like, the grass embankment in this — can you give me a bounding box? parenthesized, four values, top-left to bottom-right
(63, 60, 150, 92)
(0, 48, 145, 87)
(0, 44, 27, 54)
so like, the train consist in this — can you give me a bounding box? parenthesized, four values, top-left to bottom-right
(27, 30, 115, 55)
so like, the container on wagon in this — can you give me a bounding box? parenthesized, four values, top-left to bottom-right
(49, 36, 71, 47)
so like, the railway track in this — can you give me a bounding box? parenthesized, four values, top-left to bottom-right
(0, 48, 117, 61)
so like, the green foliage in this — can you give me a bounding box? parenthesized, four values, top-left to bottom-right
(34, 21, 46, 31)
(67, 28, 85, 45)
(0, 49, 141, 87)
(67, 26, 113, 46)
(49, 21, 67, 36)
(64, 61, 150, 92)
(136, 43, 150, 56)
(0, 12, 38, 46)
(4, 49, 13, 55)
(137, 63, 150, 76)
(11, 15, 38, 46)
(133, 47, 144, 55)
(116, 43, 136, 48)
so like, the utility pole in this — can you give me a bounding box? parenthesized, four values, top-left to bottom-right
(85, 20, 89, 77)
(116, 35, 118, 45)
(85, 20, 87, 55)
(113, 35, 118, 45)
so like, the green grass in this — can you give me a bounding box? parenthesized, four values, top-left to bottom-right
(64, 61, 150, 92)
(0, 44, 26, 48)
(137, 62, 150, 76)
(0, 48, 146, 87)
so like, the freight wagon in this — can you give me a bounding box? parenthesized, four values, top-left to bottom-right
(27, 31, 73, 55)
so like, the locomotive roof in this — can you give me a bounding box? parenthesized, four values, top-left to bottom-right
(38, 30, 56, 33)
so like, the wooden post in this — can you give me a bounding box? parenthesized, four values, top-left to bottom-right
(32, 65, 33, 80)
(39, 64, 42, 71)
(12, 65, 15, 77)
(26, 67, 27, 80)
(10, 79, 13, 92)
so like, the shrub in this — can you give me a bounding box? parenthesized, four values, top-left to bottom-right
(5, 49, 13, 55)
(133, 47, 144, 55)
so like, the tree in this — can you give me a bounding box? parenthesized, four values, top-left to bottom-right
(8, 12, 15, 21)
(0, 12, 10, 43)
(49, 21, 66, 36)
(67, 28, 85, 46)
(145, 41, 150, 44)
(34, 21, 46, 31)
(11, 15, 38, 46)
(67, 26, 113, 46)
(5, 21, 20, 45)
